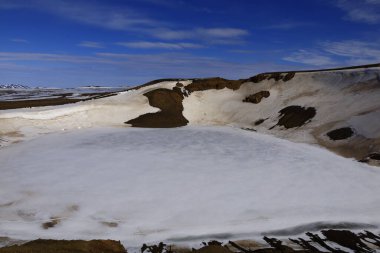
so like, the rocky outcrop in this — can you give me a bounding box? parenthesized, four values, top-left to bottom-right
(126, 88, 188, 128)
(243, 91, 270, 104)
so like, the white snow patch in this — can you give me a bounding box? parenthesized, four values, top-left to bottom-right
(0, 126, 379, 246)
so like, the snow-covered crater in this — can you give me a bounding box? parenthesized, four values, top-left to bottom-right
(0, 127, 379, 246)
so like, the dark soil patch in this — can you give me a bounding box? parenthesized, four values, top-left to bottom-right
(254, 118, 267, 126)
(126, 88, 188, 128)
(321, 230, 372, 252)
(184, 78, 245, 94)
(326, 127, 354, 141)
(359, 153, 380, 163)
(369, 153, 380, 160)
(283, 72, 296, 82)
(270, 105, 316, 129)
(0, 239, 126, 253)
(248, 74, 269, 83)
(42, 217, 60, 229)
(248, 72, 295, 83)
(241, 128, 256, 132)
(101, 221, 118, 228)
(243, 91, 270, 104)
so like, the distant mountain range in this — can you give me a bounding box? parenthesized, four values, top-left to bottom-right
(0, 84, 30, 89)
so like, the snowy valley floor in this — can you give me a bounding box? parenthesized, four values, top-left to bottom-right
(1, 126, 380, 249)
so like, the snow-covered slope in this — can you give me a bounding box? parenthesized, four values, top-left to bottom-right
(0, 64, 379, 163)
(1, 127, 379, 246)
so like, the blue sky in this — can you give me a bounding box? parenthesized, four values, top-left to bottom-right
(1, 0, 380, 87)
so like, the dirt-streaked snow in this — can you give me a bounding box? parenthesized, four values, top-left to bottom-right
(0, 126, 379, 246)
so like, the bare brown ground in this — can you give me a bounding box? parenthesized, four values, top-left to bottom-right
(185, 78, 245, 93)
(243, 91, 270, 104)
(126, 88, 188, 128)
(270, 106, 316, 129)
(0, 239, 126, 253)
(42, 217, 60, 229)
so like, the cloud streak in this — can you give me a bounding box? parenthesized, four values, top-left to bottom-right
(283, 50, 336, 66)
(116, 41, 203, 49)
(335, 0, 380, 24)
(0, 0, 249, 46)
(10, 38, 29, 43)
(262, 21, 315, 30)
(149, 27, 249, 44)
(283, 39, 380, 66)
(78, 41, 104, 48)
(0, 0, 158, 30)
(321, 40, 380, 65)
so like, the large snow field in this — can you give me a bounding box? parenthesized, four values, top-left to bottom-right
(0, 126, 380, 246)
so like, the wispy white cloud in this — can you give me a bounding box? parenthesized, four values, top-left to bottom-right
(1, 0, 249, 45)
(283, 39, 380, 67)
(365, 0, 380, 4)
(283, 50, 336, 66)
(335, 0, 380, 24)
(321, 40, 380, 65)
(229, 49, 256, 54)
(116, 41, 203, 49)
(0, 0, 158, 30)
(10, 38, 29, 43)
(78, 41, 104, 48)
(263, 21, 315, 30)
(149, 27, 249, 44)
(0, 52, 115, 64)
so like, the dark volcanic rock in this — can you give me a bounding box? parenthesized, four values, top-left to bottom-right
(42, 217, 60, 229)
(254, 119, 266, 126)
(359, 152, 380, 163)
(369, 153, 380, 160)
(243, 91, 270, 104)
(248, 72, 295, 83)
(271, 105, 316, 129)
(249, 74, 269, 83)
(126, 88, 188, 128)
(283, 72, 296, 82)
(326, 127, 354, 141)
(321, 230, 372, 252)
(184, 78, 244, 93)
